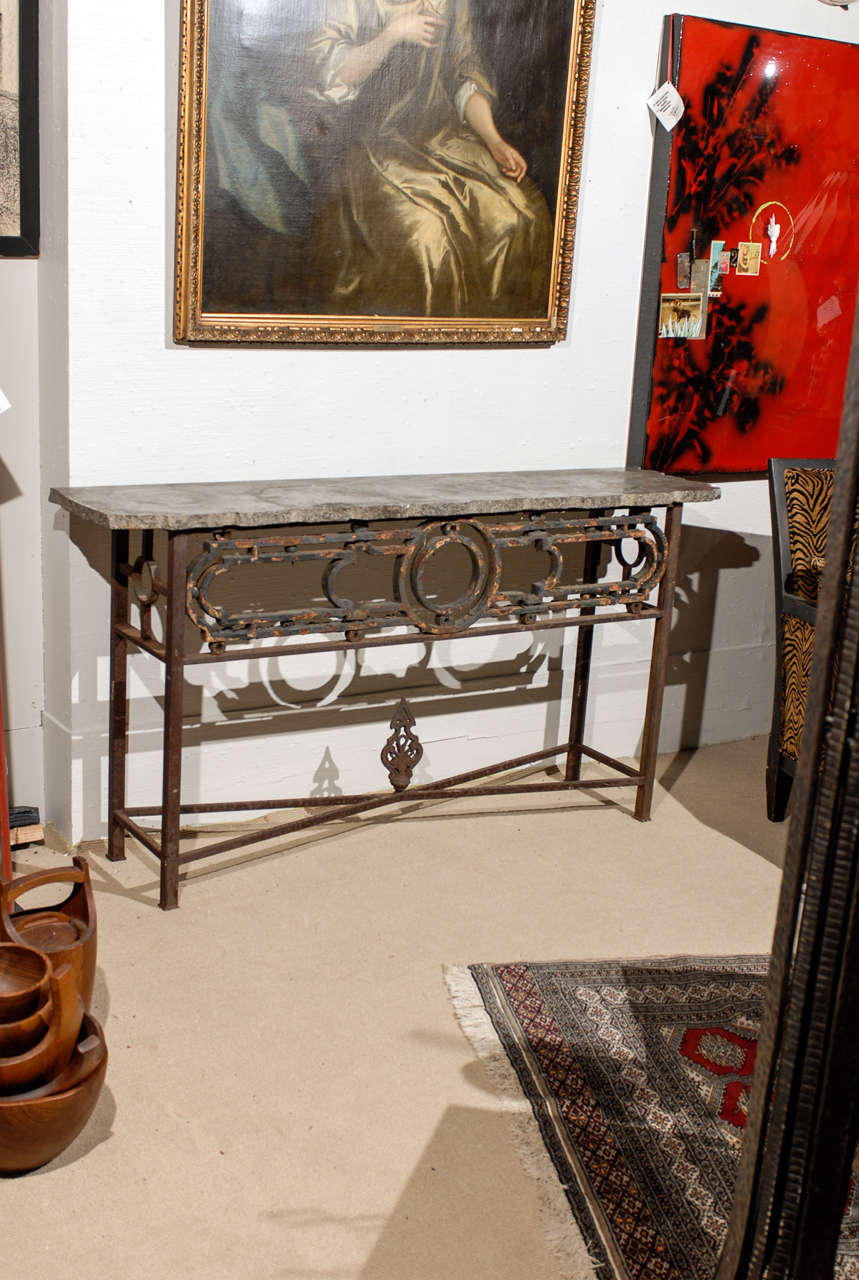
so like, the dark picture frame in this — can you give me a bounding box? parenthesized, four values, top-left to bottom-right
(174, 0, 595, 345)
(0, 0, 39, 257)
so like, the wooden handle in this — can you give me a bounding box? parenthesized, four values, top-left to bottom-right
(42, 962, 84, 1080)
(1, 864, 86, 915)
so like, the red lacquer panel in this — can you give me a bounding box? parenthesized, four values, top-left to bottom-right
(641, 17, 859, 474)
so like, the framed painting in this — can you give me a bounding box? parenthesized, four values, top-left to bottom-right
(628, 16, 859, 474)
(174, 0, 595, 345)
(0, 0, 38, 256)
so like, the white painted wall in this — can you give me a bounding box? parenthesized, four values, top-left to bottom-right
(0, 263, 44, 813)
(34, 0, 857, 839)
(38, 0, 71, 838)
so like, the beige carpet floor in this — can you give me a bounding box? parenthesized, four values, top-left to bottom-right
(2, 736, 785, 1280)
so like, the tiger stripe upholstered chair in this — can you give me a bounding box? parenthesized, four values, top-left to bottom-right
(766, 458, 837, 821)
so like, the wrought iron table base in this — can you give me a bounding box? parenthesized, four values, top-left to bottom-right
(104, 502, 683, 909)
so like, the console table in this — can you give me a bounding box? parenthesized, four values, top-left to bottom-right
(51, 469, 719, 909)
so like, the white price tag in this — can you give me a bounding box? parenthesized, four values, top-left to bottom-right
(647, 81, 685, 131)
(0, 388, 10, 415)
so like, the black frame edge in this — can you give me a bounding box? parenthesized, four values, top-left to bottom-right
(626, 14, 680, 469)
(0, 0, 39, 258)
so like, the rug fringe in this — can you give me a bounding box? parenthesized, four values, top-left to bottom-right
(444, 965, 601, 1280)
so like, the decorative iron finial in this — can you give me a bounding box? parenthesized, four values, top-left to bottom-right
(381, 699, 424, 792)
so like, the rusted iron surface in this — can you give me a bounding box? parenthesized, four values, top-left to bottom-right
(185, 512, 667, 645)
(380, 699, 424, 791)
(125, 529, 161, 645)
(108, 530, 130, 864)
(160, 533, 188, 911)
(566, 535, 603, 782)
(182, 606, 663, 662)
(114, 607, 666, 668)
(123, 742, 615, 815)
(114, 811, 161, 857)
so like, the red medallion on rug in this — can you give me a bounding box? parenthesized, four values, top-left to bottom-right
(677, 1026, 756, 1130)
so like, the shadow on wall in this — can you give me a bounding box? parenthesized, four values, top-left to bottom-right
(579, 520, 772, 761)
(664, 521, 772, 751)
(656, 520, 788, 864)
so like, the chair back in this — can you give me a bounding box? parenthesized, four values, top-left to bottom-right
(769, 458, 835, 614)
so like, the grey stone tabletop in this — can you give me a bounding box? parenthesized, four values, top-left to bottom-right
(50, 468, 720, 530)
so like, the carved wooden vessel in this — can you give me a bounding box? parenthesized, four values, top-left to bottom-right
(0, 858, 97, 1008)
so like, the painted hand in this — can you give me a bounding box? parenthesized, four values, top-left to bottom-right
(387, 2, 448, 48)
(489, 140, 527, 183)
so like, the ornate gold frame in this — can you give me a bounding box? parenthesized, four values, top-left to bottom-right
(174, 0, 594, 345)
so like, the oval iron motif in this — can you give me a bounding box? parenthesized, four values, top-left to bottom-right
(395, 520, 500, 633)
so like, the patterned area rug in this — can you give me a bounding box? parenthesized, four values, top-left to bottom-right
(447, 956, 859, 1280)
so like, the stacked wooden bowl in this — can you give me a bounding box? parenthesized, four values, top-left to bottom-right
(0, 858, 107, 1173)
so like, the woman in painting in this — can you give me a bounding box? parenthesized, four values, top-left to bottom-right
(307, 0, 553, 318)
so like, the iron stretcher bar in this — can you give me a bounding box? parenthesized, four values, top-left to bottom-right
(123, 739, 637, 816)
(114, 811, 162, 856)
(161, 774, 643, 868)
(578, 744, 641, 779)
(113, 605, 665, 667)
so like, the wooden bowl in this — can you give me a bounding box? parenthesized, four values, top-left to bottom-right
(0, 1013, 108, 1173)
(0, 997, 51, 1057)
(0, 944, 51, 1022)
(0, 858, 97, 1010)
(11, 1017, 107, 1101)
(0, 963, 82, 1094)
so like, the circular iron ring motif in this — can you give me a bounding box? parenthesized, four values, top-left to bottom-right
(396, 520, 500, 633)
(130, 558, 159, 608)
(614, 536, 647, 572)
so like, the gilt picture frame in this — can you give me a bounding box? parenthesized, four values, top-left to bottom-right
(0, 0, 38, 257)
(174, 0, 594, 345)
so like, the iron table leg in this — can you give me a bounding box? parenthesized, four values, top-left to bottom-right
(159, 532, 187, 910)
(107, 529, 130, 862)
(635, 503, 682, 821)
(565, 536, 604, 782)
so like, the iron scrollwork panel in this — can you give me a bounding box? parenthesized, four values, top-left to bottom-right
(185, 512, 667, 646)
